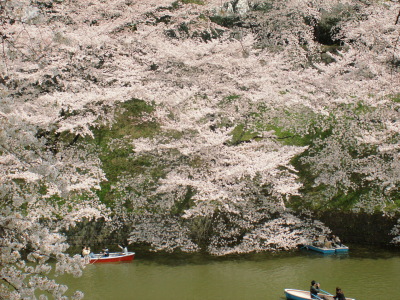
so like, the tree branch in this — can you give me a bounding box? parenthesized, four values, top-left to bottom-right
(0, 277, 19, 293)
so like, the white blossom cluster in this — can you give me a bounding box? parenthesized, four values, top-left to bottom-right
(1, 0, 400, 296)
(208, 214, 331, 255)
(128, 214, 200, 253)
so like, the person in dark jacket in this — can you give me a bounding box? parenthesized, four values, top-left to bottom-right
(310, 280, 321, 299)
(310, 281, 328, 299)
(333, 287, 346, 300)
(102, 248, 109, 257)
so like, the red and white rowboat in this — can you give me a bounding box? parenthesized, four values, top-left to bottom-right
(88, 252, 135, 264)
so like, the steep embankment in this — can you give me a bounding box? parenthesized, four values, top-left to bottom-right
(3, 0, 400, 255)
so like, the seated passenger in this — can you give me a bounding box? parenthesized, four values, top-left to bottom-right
(102, 248, 109, 257)
(314, 235, 325, 247)
(310, 281, 328, 300)
(118, 244, 128, 254)
(333, 287, 346, 300)
(333, 235, 343, 247)
(324, 237, 333, 248)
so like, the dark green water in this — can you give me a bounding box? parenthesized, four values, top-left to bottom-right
(61, 245, 400, 300)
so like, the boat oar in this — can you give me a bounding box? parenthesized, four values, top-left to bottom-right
(89, 256, 100, 264)
(320, 289, 333, 296)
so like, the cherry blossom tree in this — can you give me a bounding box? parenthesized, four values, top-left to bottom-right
(1, 0, 400, 298)
(0, 91, 111, 298)
(0, 1, 113, 298)
(121, 0, 400, 252)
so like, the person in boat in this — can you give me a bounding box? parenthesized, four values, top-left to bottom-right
(102, 248, 109, 257)
(327, 234, 334, 246)
(82, 246, 90, 257)
(333, 287, 346, 300)
(313, 235, 325, 247)
(332, 235, 343, 247)
(118, 244, 128, 255)
(310, 280, 320, 299)
(310, 281, 328, 300)
(323, 236, 333, 248)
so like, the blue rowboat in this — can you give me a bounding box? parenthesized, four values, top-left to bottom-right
(304, 244, 349, 254)
(334, 245, 349, 253)
(304, 245, 336, 254)
(285, 289, 317, 300)
(284, 289, 355, 300)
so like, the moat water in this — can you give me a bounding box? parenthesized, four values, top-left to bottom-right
(61, 245, 400, 300)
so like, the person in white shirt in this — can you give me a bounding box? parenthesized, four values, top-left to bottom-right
(118, 244, 128, 254)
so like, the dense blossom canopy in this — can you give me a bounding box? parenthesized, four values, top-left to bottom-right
(0, 0, 399, 298)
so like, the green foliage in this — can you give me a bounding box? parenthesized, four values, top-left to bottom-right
(171, 186, 196, 215)
(352, 101, 375, 115)
(389, 93, 400, 103)
(209, 15, 241, 28)
(38, 183, 49, 195)
(251, 1, 274, 12)
(35, 128, 82, 154)
(314, 15, 341, 45)
(217, 94, 242, 110)
(198, 14, 208, 21)
(97, 181, 112, 205)
(309, 5, 355, 46)
(318, 44, 344, 64)
(225, 94, 240, 101)
(170, 1, 180, 10)
(188, 216, 213, 248)
(180, 0, 205, 5)
(265, 124, 313, 147)
(84, 92, 398, 217)
(120, 97, 155, 117)
(178, 22, 189, 35)
(93, 98, 158, 145)
(188, 155, 206, 169)
(229, 124, 260, 145)
(329, 191, 362, 210)
(255, 109, 330, 147)
(288, 100, 398, 213)
(289, 187, 361, 212)
(88, 99, 162, 205)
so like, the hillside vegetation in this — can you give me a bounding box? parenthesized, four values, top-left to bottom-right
(0, 0, 399, 298)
